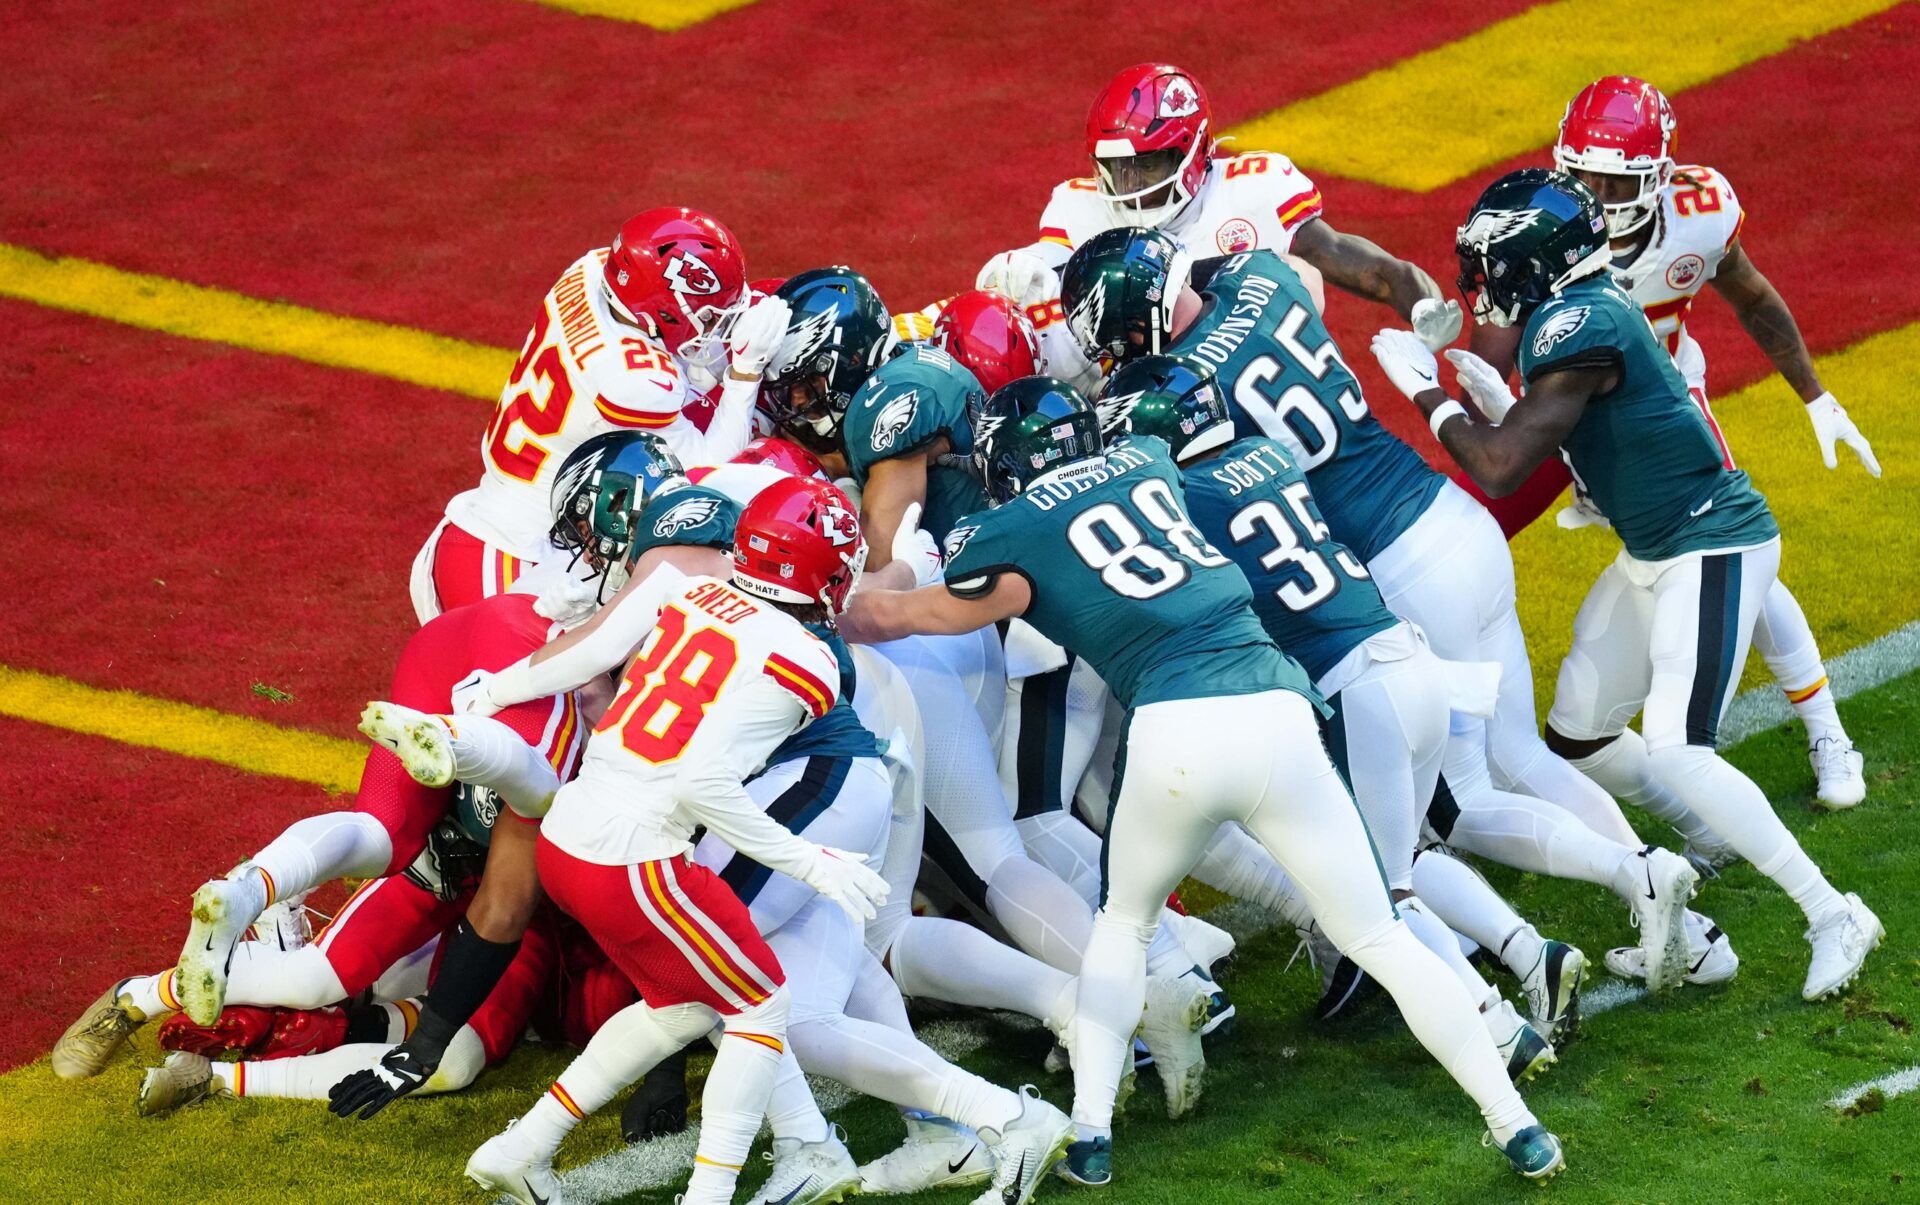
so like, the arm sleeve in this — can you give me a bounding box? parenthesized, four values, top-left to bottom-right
(489, 565, 688, 707)
(690, 374, 761, 465)
(671, 677, 825, 874)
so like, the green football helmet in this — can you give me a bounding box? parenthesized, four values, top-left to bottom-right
(973, 375, 1105, 504)
(1455, 169, 1612, 328)
(549, 431, 685, 600)
(760, 267, 894, 455)
(1098, 354, 1232, 461)
(1059, 226, 1192, 368)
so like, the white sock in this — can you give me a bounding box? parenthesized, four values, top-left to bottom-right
(984, 855, 1095, 973)
(248, 813, 393, 907)
(225, 944, 350, 1011)
(1400, 897, 1497, 1005)
(215, 1043, 385, 1100)
(1068, 912, 1151, 1136)
(888, 916, 1075, 1035)
(508, 1000, 716, 1161)
(1567, 730, 1718, 846)
(1755, 582, 1848, 747)
(121, 968, 183, 1017)
(444, 713, 562, 815)
(687, 993, 793, 1205)
(1410, 849, 1540, 977)
(763, 1047, 831, 1144)
(1189, 823, 1313, 928)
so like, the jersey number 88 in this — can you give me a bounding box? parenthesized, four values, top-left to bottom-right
(1066, 478, 1228, 600)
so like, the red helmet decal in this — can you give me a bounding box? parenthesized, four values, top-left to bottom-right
(663, 250, 722, 296)
(1158, 76, 1200, 120)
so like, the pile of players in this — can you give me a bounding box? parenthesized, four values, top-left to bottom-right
(51, 65, 1885, 1205)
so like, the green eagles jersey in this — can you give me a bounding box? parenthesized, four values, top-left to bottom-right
(1179, 437, 1397, 682)
(1518, 278, 1778, 561)
(629, 484, 741, 559)
(1170, 250, 1444, 561)
(841, 343, 988, 542)
(944, 437, 1319, 711)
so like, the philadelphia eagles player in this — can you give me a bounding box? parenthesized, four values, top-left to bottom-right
(1061, 228, 1706, 992)
(1370, 169, 1881, 1001)
(841, 377, 1565, 1185)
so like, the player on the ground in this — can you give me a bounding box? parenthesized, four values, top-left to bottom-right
(412, 207, 791, 620)
(1371, 168, 1883, 1002)
(1455, 76, 1874, 811)
(1102, 353, 1586, 1054)
(1060, 228, 1709, 991)
(843, 378, 1565, 1185)
(976, 63, 1464, 361)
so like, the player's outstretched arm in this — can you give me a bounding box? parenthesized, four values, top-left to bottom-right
(1292, 217, 1461, 347)
(859, 453, 931, 571)
(838, 572, 1031, 645)
(1710, 241, 1879, 475)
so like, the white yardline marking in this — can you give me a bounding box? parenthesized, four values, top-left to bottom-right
(1578, 978, 1648, 1018)
(1718, 619, 1920, 748)
(1830, 1065, 1920, 1111)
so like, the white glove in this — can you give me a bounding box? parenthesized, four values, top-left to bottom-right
(976, 250, 1057, 309)
(448, 669, 504, 718)
(727, 295, 793, 380)
(1444, 349, 1517, 423)
(890, 502, 944, 588)
(1555, 496, 1612, 530)
(794, 846, 891, 922)
(1369, 329, 1443, 403)
(1411, 297, 1464, 351)
(1806, 392, 1880, 476)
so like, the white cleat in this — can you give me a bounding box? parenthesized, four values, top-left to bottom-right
(1139, 976, 1209, 1119)
(137, 1052, 227, 1116)
(1165, 912, 1236, 972)
(1810, 738, 1866, 811)
(748, 1126, 861, 1205)
(52, 979, 149, 1079)
(466, 1124, 566, 1205)
(858, 1112, 993, 1194)
(974, 1086, 1074, 1205)
(1681, 834, 1742, 878)
(1484, 998, 1556, 1083)
(1515, 940, 1586, 1042)
(1625, 848, 1696, 993)
(177, 875, 266, 1026)
(359, 701, 456, 788)
(1803, 893, 1883, 1001)
(1607, 911, 1738, 986)
(245, 889, 314, 951)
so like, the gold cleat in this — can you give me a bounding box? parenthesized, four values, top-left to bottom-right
(51, 979, 148, 1080)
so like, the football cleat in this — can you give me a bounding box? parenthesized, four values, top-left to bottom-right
(858, 1112, 994, 1194)
(52, 979, 149, 1079)
(245, 889, 315, 951)
(1166, 912, 1235, 974)
(1681, 834, 1742, 879)
(358, 701, 456, 788)
(1485, 999, 1556, 1084)
(466, 1123, 566, 1205)
(1803, 893, 1883, 1001)
(1139, 976, 1209, 1119)
(1055, 1136, 1112, 1187)
(749, 1126, 860, 1205)
(178, 875, 267, 1026)
(1810, 738, 1866, 811)
(975, 1087, 1074, 1205)
(1607, 911, 1738, 986)
(158, 1003, 349, 1060)
(621, 1046, 690, 1141)
(1516, 940, 1586, 1042)
(1292, 923, 1375, 1020)
(1201, 985, 1236, 1039)
(137, 1051, 227, 1116)
(1486, 1124, 1565, 1180)
(1624, 848, 1696, 993)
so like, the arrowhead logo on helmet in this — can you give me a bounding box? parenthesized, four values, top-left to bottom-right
(651, 496, 723, 539)
(1459, 208, 1544, 251)
(1158, 76, 1200, 119)
(662, 251, 722, 296)
(819, 499, 860, 548)
(870, 391, 920, 452)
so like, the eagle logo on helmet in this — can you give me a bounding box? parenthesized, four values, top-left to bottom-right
(1066, 286, 1108, 356)
(869, 391, 919, 452)
(1531, 305, 1591, 358)
(1459, 208, 1543, 251)
(662, 250, 722, 296)
(652, 496, 723, 539)
(973, 411, 1008, 447)
(1158, 76, 1200, 120)
(774, 306, 842, 377)
(1095, 389, 1145, 436)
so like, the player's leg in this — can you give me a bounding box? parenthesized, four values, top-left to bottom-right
(1410, 848, 1584, 1038)
(423, 519, 526, 620)
(357, 706, 568, 816)
(1754, 576, 1865, 807)
(1637, 542, 1879, 999)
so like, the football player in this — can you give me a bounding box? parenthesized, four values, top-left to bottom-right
(1061, 228, 1708, 992)
(1371, 169, 1882, 1002)
(892, 286, 1100, 395)
(1457, 76, 1873, 810)
(411, 207, 791, 621)
(976, 64, 1463, 361)
(842, 378, 1564, 1184)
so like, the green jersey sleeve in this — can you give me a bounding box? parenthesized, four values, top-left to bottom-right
(1517, 289, 1627, 384)
(843, 345, 987, 487)
(629, 484, 740, 557)
(941, 506, 1025, 600)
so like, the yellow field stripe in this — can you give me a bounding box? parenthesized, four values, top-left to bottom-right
(0, 243, 511, 400)
(1510, 320, 1920, 712)
(1229, 0, 1900, 192)
(522, 0, 759, 28)
(0, 666, 365, 794)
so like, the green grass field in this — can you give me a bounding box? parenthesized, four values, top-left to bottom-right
(4, 670, 1912, 1204)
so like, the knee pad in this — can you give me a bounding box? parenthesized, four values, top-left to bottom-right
(723, 985, 791, 1037)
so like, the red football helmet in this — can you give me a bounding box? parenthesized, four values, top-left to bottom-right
(933, 291, 1042, 394)
(731, 476, 867, 614)
(1086, 64, 1214, 227)
(732, 436, 829, 481)
(603, 207, 749, 356)
(1554, 76, 1676, 238)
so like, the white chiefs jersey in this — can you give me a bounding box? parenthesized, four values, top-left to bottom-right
(539, 574, 841, 866)
(444, 249, 703, 560)
(1606, 166, 1745, 394)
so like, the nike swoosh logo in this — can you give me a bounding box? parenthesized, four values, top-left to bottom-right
(1689, 498, 1713, 517)
(1643, 859, 1658, 902)
(948, 1145, 979, 1175)
(526, 1179, 549, 1205)
(769, 1180, 810, 1205)
(1004, 1152, 1029, 1202)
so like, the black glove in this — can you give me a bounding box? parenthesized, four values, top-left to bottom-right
(326, 1014, 455, 1119)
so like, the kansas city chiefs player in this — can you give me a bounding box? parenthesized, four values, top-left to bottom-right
(978, 63, 1463, 357)
(1458, 77, 1875, 810)
(413, 207, 793, 622)
(892, 287, 1098, 394)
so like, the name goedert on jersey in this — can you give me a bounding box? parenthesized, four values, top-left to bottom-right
(1024, 441, 1156, 512)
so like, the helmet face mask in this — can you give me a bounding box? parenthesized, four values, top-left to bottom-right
(1454, 169, 1613, 329)
(1086, 64, 1214, 229)
(757, 268, 893, 455)
(603, 208, 748, 356)
(1061, 228, 1190, 371)
(548, 432, 686, 603)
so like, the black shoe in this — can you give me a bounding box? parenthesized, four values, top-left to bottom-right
(621, 1046, 690, 1142)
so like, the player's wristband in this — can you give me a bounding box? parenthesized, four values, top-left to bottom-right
(1428, 399, 1469, 440)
